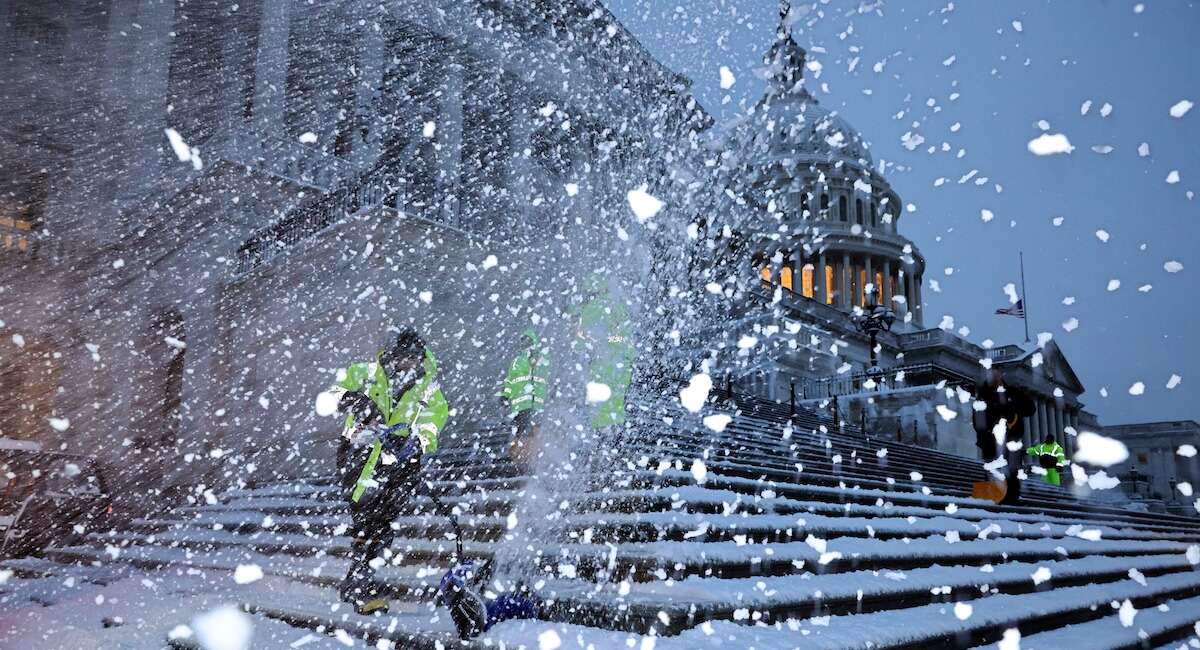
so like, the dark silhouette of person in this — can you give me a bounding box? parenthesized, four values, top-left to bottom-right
(974, 369, 1036, 505)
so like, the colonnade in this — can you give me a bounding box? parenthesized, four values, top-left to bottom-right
(761, 250, 923, 325)
(1024, 397, 1079, 457)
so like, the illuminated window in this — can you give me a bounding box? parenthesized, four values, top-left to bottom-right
(824, 264, 835, 304)
(859, 268, 867, 305)
(760, 267, 772, 283)
(875, 271, 884, 303)
(780, 266, 793, 291)
(802, 264, 815, 298)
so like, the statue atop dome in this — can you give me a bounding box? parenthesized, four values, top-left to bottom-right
(763, 0, 809, 94)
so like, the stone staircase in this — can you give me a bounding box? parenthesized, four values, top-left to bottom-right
(4, 394, 1199, 649)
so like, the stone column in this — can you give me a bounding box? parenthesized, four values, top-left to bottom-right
(1070, 410, 1080, 455)
(1051, 405, 1060, 446)
(816, 252, 827, 304)
(508, 100, 536, 226)
(122, 0, 178, 190)
(792, 250, 803, 294)
(351, 13, 388, 168)
(1022, 401, 1033, 449)
(1030, 398, 1042, 444)
(865, 256, 875, 304)
(0, 1, 13, 63)
(913, 273, 924, 326)
(253, 0, 292, 138)
(436, 60, 465, 227)
(903, 270, 915, 321)
(840, 252, 851, 308)
(882, 259, 892, 307)
(215, 7, 252, 128)
(1041, 399, 1053, 443)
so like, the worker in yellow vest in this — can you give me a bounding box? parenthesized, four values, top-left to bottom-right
(1027, 434, 1067, 486)
(501, 330, 550, 463)
(321, 328, 448, 615)
(575, 275, 635, 430)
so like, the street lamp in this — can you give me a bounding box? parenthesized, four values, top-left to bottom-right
(852, 299, 896, 379)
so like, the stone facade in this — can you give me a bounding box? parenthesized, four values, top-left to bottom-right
(1, 0, 1192, 515)
(1104, 420, 1200, 515)
(0, 0, 729, 500)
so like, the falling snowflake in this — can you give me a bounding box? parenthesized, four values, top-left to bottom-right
(1027, 132, 1074, 155)
(679, 374, 712, 413)
(718, 66, 736, 89)
(1118, 599, 1137, 627)
(585, 382, 612, 404)
(1169, 99, 1194, 118)
(627, 188, 664, 222)
(233, 564, 263, 584)
(1074, 431, 1130, 466)
(703, 414, 732, 432)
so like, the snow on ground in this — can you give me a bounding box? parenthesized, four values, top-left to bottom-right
(0, 564, 366, 649)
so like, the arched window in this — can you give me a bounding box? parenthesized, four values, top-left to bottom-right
(820, 192, 830, 214)
(780, 266, 794, 291)
(838, 195, 848, 222)
(856, 199, 864, 225)
(760, 267, 772, 283)
(799, 193, 809, 218)
(871, 202, 878, 227)
(802, 264, 815, 298)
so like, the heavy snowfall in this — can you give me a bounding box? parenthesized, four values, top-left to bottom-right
(0, 1, 1198, 649)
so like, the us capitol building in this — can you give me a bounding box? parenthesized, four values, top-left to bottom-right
(0, 0, 1194, 515)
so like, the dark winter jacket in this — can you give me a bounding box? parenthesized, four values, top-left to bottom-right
(974, 382, 1036, 447)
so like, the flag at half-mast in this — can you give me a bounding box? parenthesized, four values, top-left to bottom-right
(995, 298, 1026, 319)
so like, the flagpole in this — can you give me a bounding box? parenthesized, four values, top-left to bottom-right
(1019, 251, 1031, 343)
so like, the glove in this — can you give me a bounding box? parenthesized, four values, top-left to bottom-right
(339, 391, 382, 425)
(380, 425, 422, 463)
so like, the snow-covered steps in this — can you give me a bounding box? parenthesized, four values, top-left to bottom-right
(166, 608, 377, 650)
(243, 592, 460, 650)
(637, 470, 1200, 540)
(16, 403, 1200, 649)
(46, 540, 461, 604)
(972, 592, 1200, 650)
(543, 551, 1200, 635)
(662, 569, 1200, 649)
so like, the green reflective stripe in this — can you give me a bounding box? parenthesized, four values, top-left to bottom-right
(351, 440, 384, 502)
(348, 350, 448, 499)
(504, 343, 549, 415)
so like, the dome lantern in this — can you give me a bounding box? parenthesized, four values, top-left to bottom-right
(764, 1, 808, 94)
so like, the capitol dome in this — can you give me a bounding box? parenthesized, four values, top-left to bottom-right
(722, 1, 926, 328)
(738, 40, 873, 168)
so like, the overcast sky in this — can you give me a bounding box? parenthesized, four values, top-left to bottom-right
(603, 0, 1200, 427)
